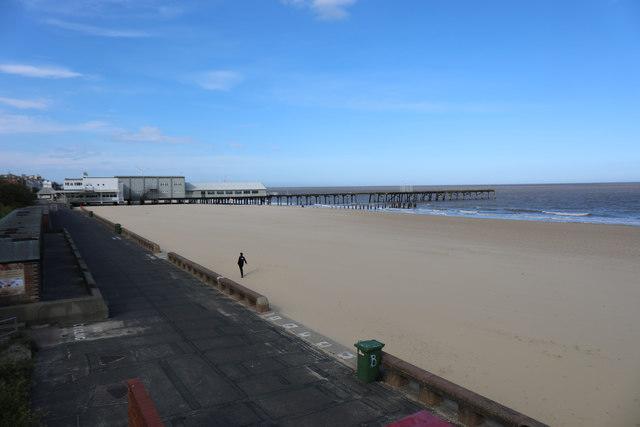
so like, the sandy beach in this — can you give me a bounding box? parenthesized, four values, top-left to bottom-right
(92, 205, 640, 426)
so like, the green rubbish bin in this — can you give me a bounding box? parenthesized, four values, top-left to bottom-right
(114, 223, 122, 234)
(89, 211, 94, 217)
(354, 339, 385, 383)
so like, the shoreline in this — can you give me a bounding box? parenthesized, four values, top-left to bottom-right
(92, 205, 640, 426)
(298, 203, 640, 227)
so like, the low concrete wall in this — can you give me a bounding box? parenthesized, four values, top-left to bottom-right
(127, 378, 164, 427)
(0, 228, 108, 325)
(167, 252, 270, 313)
(121, 228, 161, 254)
(80, 207, 161, 253)
(381, 352, 547, 427)
(0, 290, 108, 326)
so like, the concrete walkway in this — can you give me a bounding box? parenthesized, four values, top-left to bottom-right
(41, 232, 88, 301)
(31, 208, 428, 426)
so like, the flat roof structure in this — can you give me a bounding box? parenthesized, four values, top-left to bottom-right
(0, 206, 42, 263)
(115, 175, 185, 178)
(185, 182, 266, 191)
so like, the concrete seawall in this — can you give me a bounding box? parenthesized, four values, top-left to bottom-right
(382, 352, 547, 427)
(81, 206, 547, 426)
(167, 252, 270, 313)
(81, 206, 270, 314)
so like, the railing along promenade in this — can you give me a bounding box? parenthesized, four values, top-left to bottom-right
(120, 188, 496, 209)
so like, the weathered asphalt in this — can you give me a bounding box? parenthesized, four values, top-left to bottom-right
(31, 208, 426, 426)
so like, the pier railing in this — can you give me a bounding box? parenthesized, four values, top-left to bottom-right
(382, 352, 547, 427)
(107, 188, 495, 208)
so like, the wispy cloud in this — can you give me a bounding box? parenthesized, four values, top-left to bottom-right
(270, 73, 507, 114)
(0, 113, 105, 134)
(343, 100, 505, 114)
(227, 141, 244, 149)
(19, 0, 186, 19)
(194, 70, 243, 91)
(0, 113, 189, 144)
(0, 63, 82, 79)
(282, 0, 357, 20)
(0, 97, 50, 110)
(115, 126, 190, 144)
(45, 18, 151, 38)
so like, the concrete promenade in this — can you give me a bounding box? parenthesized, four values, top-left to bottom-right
(31, 208, 429, 426)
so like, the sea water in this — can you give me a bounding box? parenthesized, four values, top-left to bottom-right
(269, 183, 640, 227)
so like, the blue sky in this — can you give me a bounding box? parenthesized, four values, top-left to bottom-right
(0, 0, 638, 185)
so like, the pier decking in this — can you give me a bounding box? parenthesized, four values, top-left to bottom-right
(126, 189, 496, 209)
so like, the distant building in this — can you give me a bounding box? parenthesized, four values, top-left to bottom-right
(37, 181, 56, 200)
(116, 176, 185, 202)
(185, 182, 267, 198)
(1, 173, 44, 190)
(63, 176, 121, 205)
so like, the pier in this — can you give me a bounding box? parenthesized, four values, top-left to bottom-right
(129, 188, 496, 208)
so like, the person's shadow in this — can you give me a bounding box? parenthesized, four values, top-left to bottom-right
(243, 268, 259, 277)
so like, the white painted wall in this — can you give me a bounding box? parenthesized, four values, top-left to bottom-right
(64, 177, 118, 191)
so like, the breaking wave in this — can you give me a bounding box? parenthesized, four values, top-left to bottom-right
(543, 211, 591, 217)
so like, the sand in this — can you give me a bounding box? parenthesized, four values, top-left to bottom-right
(92, 205, 640, 426)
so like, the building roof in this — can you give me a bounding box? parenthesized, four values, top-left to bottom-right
(38, 187, 56, 195)
(185, 182, 267, 191)
(115, 176, 185, 179)
(0, 206, 42, 263)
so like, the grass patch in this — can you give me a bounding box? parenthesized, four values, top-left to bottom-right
(0, 204, 16, 219)
(0, 335, 39, 426)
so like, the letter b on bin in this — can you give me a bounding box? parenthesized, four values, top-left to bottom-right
(354, 340, 384, 383)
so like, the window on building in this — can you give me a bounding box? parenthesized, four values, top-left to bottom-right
(235, 191, 243, 195)
(217, 191, 224, 194)
(225, 190, 233, 194)
(251, 190, 259, 194)
(243, 190, 251, 194)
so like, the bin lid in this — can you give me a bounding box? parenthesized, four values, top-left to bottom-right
(354, 339, 385, 351)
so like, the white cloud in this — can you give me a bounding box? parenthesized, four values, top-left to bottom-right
(19, 0, 186, 19)
(194, 70, 243, 91)
(0, 113, 105, 133)
(0, 97, 50, 110)
(0, 113, 189, 144)
(45, 18, 151, 38)
(0, 63, 82, 79)
(116, 126, 190, 144)
(282, 0, 357, 20)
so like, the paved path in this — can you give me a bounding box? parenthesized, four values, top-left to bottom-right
(31, 208, 427, 426)
(41, 232, 88, 301)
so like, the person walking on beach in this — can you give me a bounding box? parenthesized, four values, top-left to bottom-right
(237, 252, 247, 278)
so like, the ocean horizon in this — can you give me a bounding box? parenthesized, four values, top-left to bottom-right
(268, 182, 640, 227)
